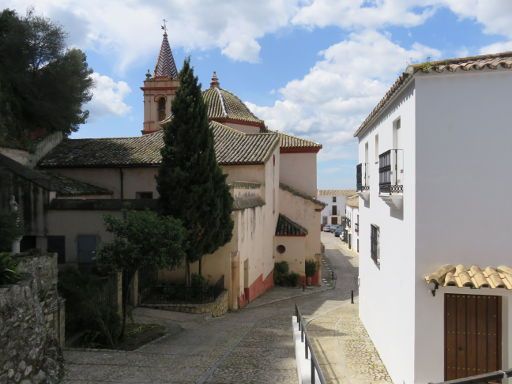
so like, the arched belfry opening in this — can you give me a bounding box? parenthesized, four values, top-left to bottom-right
(157, 97, 166, 121)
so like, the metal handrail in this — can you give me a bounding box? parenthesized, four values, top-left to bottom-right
(429, 369, 512, 384)
(294, 304, 327, 384)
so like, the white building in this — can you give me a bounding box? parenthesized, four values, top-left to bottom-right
(355, 52, 512, 384)
(343, 195, 359, 253)
(317, 189, 355, 226)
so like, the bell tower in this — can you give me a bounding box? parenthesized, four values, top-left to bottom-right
(141, 22, 180, 134)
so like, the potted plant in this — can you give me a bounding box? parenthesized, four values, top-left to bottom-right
(305, 259, 317, 286)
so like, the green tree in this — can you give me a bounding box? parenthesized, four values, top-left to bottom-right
(98, 210, 186, 338)
(0, 9, 93, 147)
(156, 59, 234, 284)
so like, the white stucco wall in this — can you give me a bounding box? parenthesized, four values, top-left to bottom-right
(318, 193, 348, 225)
(46, 209, 120, 263)
(413, 69, 512, 383)
(46, 167, 159, 199)
(280, 152, 317, 196)
(345, 205, 359, 252)
(279, 188, 322, 264)
(358, 81, 417, 384)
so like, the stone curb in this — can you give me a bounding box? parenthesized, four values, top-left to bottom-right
(245, 284, 334, 309)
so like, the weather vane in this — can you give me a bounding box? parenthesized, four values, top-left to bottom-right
(161, 19, 167, 33)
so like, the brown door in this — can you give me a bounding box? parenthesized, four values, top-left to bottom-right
(445, 294, 502, 381)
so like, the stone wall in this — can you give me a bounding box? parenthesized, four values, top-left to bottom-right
(0, 253, 64, 383)
(141, 290, 229, 317)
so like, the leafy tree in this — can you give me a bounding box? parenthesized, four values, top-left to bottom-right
(157, 59, 234, 283)
(0, 9, 93, 147)
(98, 210, 186, 338)
(0, 211, 22, 252)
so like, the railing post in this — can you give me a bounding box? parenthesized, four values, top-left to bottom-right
(311, 358, 315, 384)
(305, 335, 309, 359)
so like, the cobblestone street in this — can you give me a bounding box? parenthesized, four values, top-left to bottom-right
(63, 233, 389, 384)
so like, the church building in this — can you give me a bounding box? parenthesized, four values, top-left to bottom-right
(2, 31, 324, 309)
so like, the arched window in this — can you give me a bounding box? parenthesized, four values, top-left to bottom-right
(157, 97, 166, 121)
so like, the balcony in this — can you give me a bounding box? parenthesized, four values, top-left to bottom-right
(356, 162, 370, 200)
(379, 149, 403, 209)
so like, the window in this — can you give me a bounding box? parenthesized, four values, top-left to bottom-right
(332, 196, 337, 203)
(157, 97, 166, 121)
(374, 134, 379, 164)
(332, 205, 337, 215)
(371, 224, 380, 267)
(393, 118, 401, 149)
(136, 192, 153, 199)
(276, 245, 286, 254)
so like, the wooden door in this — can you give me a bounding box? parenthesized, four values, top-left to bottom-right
(445, 294, 502, 381)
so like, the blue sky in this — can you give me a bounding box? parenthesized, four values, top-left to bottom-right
(5, 1, 512, 189)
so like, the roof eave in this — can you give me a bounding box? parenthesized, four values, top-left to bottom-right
(353, 73, 414, 138)
(280, 146, 322, 154)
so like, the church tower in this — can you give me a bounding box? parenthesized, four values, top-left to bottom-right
(141, 26, 179, 134)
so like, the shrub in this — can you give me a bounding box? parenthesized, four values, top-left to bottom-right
(287, 272, 300, 287)
(190, 273, 210, 300)
(0, 252, 21, 285)
(305, 259, 318, 278)
(58, 267, 121, 347)
(274, 261, 289, 275)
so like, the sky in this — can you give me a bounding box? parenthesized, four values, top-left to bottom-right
(3, 0, 512, 189)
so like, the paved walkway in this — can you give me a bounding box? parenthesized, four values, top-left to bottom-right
(63, 233, 389, 384)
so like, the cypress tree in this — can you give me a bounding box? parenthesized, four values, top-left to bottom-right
(157, 58, 234, 282)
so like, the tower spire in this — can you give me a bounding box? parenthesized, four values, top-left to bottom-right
(210, 71, 219, 88)
(154, 21, 178, 79)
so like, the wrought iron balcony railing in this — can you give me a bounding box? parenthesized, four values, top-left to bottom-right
(379, 149, 403, 195)
(356, 163, 370, 191)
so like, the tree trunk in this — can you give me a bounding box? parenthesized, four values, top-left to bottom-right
(198, 258, 202, 278)
(120, 269, 134, 340)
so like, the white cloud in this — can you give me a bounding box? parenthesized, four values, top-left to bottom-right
(480, 41, 512, 54)
(4, 0, 302, 71)
(247, 30, 440, 161)
(293, 0, 437, 29)
(87, 72, 131, 119)
(439, 0, 512, 38)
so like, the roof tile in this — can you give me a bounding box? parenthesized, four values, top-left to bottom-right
(275, 214, 308, 236)
(39, 122, 279, 168)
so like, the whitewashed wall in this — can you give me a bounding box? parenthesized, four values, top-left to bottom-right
(414, 69, 512, 383)
(358, 81, 417, 384)
(318, 194, 347, 225)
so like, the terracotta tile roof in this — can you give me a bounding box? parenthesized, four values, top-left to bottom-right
(211, 121, 279, 165)
(203, 85, 264, 126)
(229, 181, 261, 189)
(354, 51, 512, 138)
(275, 214, 308, 237)
(280, 183, 326, 207)
(46, 173, 112, 197)
(39, 122, 279, 168)
(317, 189, 356, 197)
(277, 132, 322, 153)
(233, 195, 265, 211)
(425, 264, 512, 290)
(346, 194, 359, 209)
(154, 32, 178, 78)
